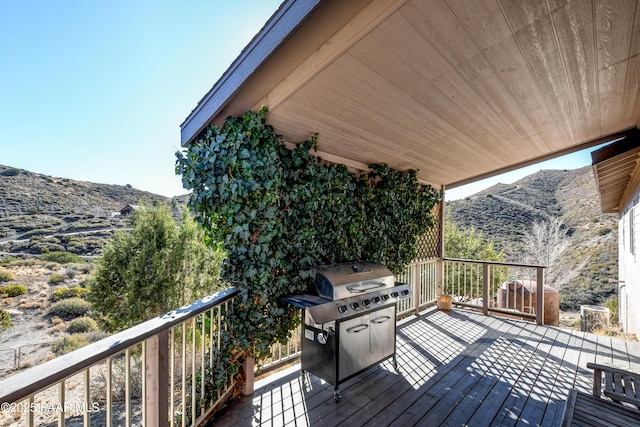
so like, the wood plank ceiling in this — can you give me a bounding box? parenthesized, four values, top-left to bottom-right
(183, 0, 640, 191)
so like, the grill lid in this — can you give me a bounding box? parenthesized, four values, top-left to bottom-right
(311, 262, 395, 301)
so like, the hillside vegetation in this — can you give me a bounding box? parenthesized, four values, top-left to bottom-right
(0, 163, 619, 310)
(447, 166, 618, 310)
(0, 165, 185, 256)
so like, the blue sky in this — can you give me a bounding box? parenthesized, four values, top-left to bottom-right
(0, 0, 281, 197)
(1, 1, 601, 199)
(445, 148, 600, 201)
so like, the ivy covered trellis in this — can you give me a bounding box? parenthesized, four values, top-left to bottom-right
(175, 107, 440, 384)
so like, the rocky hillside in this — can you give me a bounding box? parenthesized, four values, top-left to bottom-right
(447, 166, 618, 309)
(0, 165, 185, 256)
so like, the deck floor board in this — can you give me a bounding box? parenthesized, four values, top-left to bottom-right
(208, 308, 640, 427)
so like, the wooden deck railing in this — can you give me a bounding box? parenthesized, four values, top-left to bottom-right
(0, 288, 238, 427)
(443, 258, 546, 325)
(0, 258, 545, 426)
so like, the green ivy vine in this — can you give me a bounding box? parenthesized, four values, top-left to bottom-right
(176, 107, 440, 362)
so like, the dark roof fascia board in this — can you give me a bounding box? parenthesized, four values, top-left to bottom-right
(180, 0, 321, 146)
(590, 128, 640, 165)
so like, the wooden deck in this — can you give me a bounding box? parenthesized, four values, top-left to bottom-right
(208, 308, 640, 426)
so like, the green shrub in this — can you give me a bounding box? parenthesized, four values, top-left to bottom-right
(48, 274, 65, 284)
(50, 332, 106, 356)
(0, 268, 15, 282)
(66, 316, 98, 334)
(52, 286, 90, 301)
(49, 297, 91, 319)
(40, 251, 85, 264)
(0, 309, 13, 332)
(0, 257, 20, 266)
(1, 284, 27, 297)
(605, 297, 619, 326)
(1, 168, 21, 176)
(597, 227, 612, 236)
(50, 334, 91, 356)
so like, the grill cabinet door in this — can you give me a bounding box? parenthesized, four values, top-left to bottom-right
(370, 306, 395, 364)
(338, 314, 370, 381)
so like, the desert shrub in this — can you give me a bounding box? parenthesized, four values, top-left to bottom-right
(597, 227, 612, 236)
(0, 268, 15, 282)
(0, 309, 12, 332)
(49, 297, 91, 319)
(50, 334, 91, 356)
(64, 263, 94, 278)
(605, 297, 619, 326)
(66, 316, 98, 333)
(48, 274, 65, 284)
(0, 257, 21, 266)
(40, 251, 85, 264)
(1, 284, 27, 297)
(52, 286, 90, 301)
(1, 167, 21, 176)
(91, 353, 142, 403)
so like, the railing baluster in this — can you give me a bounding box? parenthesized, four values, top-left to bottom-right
(200, 312, 206, 420)
(58, 381, 65, 427)
(191, 317, 196, 425)
(181, 324, 186, 427)
(27, 395, 34, 427)
(106, 356, 112, 427)
(84, 368, 90, 426)
(125, 348, 131, 427)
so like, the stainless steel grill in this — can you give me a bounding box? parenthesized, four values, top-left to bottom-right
(285, 261, 411, 402)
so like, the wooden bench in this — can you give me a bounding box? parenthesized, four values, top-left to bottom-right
(561, 363, 640, 426)
(562, 389, 640, 426)
(587, 362, 640, 408)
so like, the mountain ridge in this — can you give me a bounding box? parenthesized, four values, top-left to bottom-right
(446, 166, 618, 309)
(0, 164, 186, 256)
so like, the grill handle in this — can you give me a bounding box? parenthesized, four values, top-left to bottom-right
(346, 282, 386, 293)
(346, 324, 369, 333)
(371, 315, 392, 324)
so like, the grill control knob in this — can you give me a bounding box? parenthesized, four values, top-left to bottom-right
(363, 299, 371, 307)
(338, 305, 348, 313)
(381, 294, 390, 301)
(401, 289, 410, 296)
(351, 302, 360, 310)
(373, 296, 381, 303)
(391, 291, 399, 298)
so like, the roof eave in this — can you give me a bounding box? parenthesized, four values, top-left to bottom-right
(179, 0, 321, 147)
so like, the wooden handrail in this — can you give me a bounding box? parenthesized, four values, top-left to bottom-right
(443, 257, 546, 269)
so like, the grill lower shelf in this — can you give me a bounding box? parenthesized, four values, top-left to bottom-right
(301, 304, 397, 402)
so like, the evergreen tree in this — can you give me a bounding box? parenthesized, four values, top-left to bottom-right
(444, 215, 506, 298)
(88, 205, 224, 331)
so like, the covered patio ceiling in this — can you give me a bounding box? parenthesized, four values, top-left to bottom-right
(181, 0, 640, 191)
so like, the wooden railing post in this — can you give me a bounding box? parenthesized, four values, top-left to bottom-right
(145, 330, 169, 427)
(482, 263, 489, 316)
(242, 356, 255, 395)
(536, 267, 544, 326)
